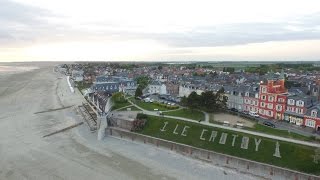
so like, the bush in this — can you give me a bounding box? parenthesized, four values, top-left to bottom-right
(137, 113, 148, 120)
(131, 119, 146, 131)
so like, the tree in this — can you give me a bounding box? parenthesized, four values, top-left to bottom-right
(216, 87, 227, 110)
(186, 91, 200, 110)
(158, 65, 163, 70)
(135, 75, 150, 89)
(200, 91, 216, 112)
(180, 96, 188, 106)
(135, 86, 143, 97)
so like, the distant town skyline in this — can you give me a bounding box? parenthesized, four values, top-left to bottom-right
(1, 0, 320, 62)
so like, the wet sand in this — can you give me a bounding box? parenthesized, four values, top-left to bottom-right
(0, 64, 261, 180)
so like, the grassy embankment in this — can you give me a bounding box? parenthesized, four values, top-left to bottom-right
(137, 115, 320, 175)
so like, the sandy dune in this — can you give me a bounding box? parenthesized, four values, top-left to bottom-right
(0, 65, 261, 180)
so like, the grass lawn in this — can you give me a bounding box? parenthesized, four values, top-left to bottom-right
(163, 109, 205, 121)
(111, 101, 131, 111)
(137, 115, 320, 175)
(116, 105, 141, 111)
(131, 99, 175, 111)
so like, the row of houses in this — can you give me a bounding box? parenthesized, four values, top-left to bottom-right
(90, 75, 137, 96)
(86, 69, 320, 131)
(227, 71, 320, 131)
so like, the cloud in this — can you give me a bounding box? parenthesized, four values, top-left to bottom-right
(1, 0, 320, 50)
(0, 0, 58, 46)
(137, 13, 320, 47)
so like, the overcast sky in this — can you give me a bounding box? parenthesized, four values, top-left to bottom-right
(1, 0, 320, 62)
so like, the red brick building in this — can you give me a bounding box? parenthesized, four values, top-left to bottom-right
(258, 70, 288, 120)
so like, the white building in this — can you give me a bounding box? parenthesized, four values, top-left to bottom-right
(148, 80, 167, 95)
(179, 84, 204, 97)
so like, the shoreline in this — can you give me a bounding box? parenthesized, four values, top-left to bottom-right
(0, 64, 291, 180)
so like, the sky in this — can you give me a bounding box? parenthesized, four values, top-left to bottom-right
(1, 0, 320, 62)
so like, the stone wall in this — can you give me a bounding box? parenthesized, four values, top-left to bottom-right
(107, 127, 319, 180)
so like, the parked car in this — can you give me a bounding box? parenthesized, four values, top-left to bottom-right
(242, 111, 249, 115)
(230, 108, 238, 112)
(249, 111, 259, 118)
(263, 121, 276, 128)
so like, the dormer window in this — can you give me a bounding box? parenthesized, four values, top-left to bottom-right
(296, 100, 304, 107)
(262, 87, 267, 93)
(288, 99, 295, 105)
(311, 110, 317, 117)
(245, 92, 249, 97)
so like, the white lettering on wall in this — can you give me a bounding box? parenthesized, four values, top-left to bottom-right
(209, 131, 218, 142)
(273, 141, 281, 158)
(241, 136, 249, 149)
(231, 134, 238, 147)
(200, 129, 208, 140)
(160, 121, 169, 132)
(181, 126, 190, 136)
(254, 138, 262, 151)
(173, 124, 179, 135)
(219, 133, 228, 144)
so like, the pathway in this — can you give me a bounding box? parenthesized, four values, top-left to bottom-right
(124, 99, 320, 148)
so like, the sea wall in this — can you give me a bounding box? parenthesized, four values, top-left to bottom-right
(67, 76, 75, 93)
(107, 127, 319, 180)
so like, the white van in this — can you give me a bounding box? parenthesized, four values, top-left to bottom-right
(249, 111, 259, 118)
(144, 97, 151, 102)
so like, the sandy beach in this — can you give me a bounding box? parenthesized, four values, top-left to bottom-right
(0, 64, 261, 180)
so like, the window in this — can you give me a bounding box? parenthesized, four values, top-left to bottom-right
(311, 110, 318, 117)
(245, 92, 249, 97)
(296, 100, 304, 107)
(267, 103, 273, 109)
(268, 111, 272, 116)
(260, 102, 265, 107)
(276, 105, 282, 111)
(305, 119, 316, 128)
(278, 98, 284, 102)
(259, 109, 264, 115)
(288, 99, 295, 105)
(268, 96, 274, 102)
(262, 87, 267, 93)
